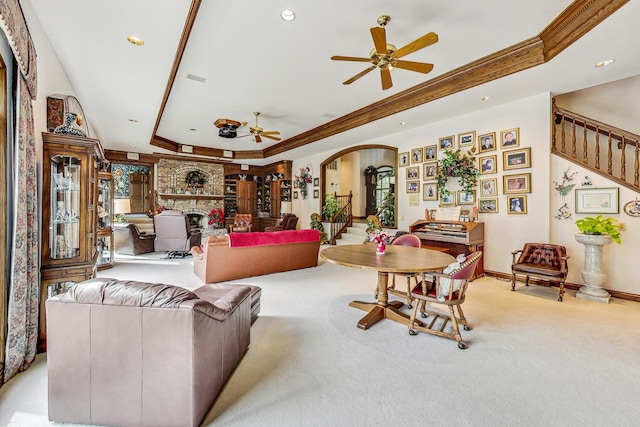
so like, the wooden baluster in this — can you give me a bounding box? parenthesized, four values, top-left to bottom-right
(583, 125, 588, 163)
(571, 120, 577, 158)
(620, 136, 626, 181)
(634, 141, 639, 187)
(595, 127, 600, 170)
(607, 132, 613, 175)
(561, 115, 566, 154)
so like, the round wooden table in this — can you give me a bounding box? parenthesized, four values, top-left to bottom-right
(321, 244, 455, 330)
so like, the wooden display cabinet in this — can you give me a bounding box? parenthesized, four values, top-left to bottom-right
(97, 171, 114, 270)
(39, 132, 102, 352)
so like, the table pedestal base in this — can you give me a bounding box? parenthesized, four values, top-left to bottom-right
(349, 300, 423, 330)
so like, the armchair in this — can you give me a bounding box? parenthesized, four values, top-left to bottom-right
(511, 243, 570, 301)
(113, 223, 156, 255)
(264, 213, 298, 232)
(229, 213, 253, 233)
(153, 209, 202, 252)
(407, 252, 482, 349)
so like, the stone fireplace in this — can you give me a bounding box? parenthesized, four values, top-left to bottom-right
(156, 159, 225, 229)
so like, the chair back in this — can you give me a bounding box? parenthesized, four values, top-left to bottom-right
(391, 233, 421, 248)
(451, 252, 483, 280)
(234, 213, 252, 225)
(153, 210, 194, 251)
(516, 243, 566, 268)
(283, 214, 298, 230)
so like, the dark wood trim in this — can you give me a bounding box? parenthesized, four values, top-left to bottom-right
(147, 0, 624, 160)
(150, 0, 202, 148)
(484, 270, 640, 302)
(104, 149, 160, 165)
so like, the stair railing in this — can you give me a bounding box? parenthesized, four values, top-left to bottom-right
(552, 99, 640, 192)
(328, 191, 352, 245)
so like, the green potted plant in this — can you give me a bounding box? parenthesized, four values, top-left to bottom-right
(575, 215, 621, 244)
(435, 148, 479, 200)
(322, 194, 340, 220)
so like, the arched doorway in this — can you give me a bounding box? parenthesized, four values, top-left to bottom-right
(320, 144, 397, 227)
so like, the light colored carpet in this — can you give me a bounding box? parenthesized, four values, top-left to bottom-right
(2, 248, 640, 426)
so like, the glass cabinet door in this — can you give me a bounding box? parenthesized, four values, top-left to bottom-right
(98, 174, 112, 229)
(50, 155, 82, 260)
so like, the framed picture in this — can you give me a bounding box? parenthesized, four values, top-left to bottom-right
(423, 183, 438, 201)
(503, 147, 531, 170)
(399, 152, 410, 167)
(411, 148, 423, 164)
(313, 177, 319, 187)
(457, 190, 476, 205)
(424, 144, 437, 161)
(478, 132, 496, 153)
(479, 178, 498, 196)
(575, 187, 619, 214)
(503, 173, 531, 194)
(479, 155, 498, 174)
(458, 131, 476, 148)
(507, 195, 527, 214)
(406, 180, 420, 193)
(293, 191, 299, 199)
(423, 161, 437, 181)
(439, 192, 455, 206)
(478, 197, 499, 213)
(406, 166, 420, 180)
(313, 189, 319, 198)
(439, 135, 454, 150)
(501, 128, 520, 148)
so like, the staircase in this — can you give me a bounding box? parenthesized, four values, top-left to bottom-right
(332, 219, 396, 246)
(553, 99, 640, 193)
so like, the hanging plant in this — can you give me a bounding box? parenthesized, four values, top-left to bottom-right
(435, 148, 479, 200)
(185, 170, 206, 188)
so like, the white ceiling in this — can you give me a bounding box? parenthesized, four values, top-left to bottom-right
(26, 0, 640, 165)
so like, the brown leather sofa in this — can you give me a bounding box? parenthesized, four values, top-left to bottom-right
(191, 229, 321, 283)
(113, 223, 156, 255)
(264, 213, 298, 231)
(46, 278, 258, 427)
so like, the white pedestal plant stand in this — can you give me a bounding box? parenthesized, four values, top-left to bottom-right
(574, 233, 612, 304)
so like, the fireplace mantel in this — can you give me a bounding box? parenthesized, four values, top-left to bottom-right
(159, 193, 224, 200)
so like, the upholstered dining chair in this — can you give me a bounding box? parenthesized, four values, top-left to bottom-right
(511, 243, 570, 301)
(229, 213, 253, 233)
(380, 233, 423, 308)
(407, 251, 482, 349)
(264, 213, 298, 232)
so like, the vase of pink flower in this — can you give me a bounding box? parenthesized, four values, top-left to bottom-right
(371, 230, 388, 255)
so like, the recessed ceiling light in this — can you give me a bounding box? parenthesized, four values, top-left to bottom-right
(281, 10, 295, 22)
(128, 119, 138, 123)
(189, 128, 197, 131)
(399, 121, 406, 126)
(481, 96, 491, 101)
(127, 35, 144, 46)
(595, 59, 615, 67)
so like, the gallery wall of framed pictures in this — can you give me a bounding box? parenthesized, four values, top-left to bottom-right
(398, 125, 532, 217)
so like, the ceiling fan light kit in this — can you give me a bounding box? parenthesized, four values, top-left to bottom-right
(331, 15, 438, 90)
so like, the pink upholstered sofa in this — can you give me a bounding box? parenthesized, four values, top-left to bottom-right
(46, 278, 256, 427)
(191, 229, 321, 283)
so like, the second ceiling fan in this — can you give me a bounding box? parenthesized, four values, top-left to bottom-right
(236, 111, 281, 143)
(331, 15, 438, 90)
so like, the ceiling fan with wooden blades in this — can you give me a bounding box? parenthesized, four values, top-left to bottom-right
(236, 112, 281, 143)
(331, 15, 438, 90)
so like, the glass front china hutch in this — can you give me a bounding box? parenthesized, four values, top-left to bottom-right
(39, 132, 102, 351)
